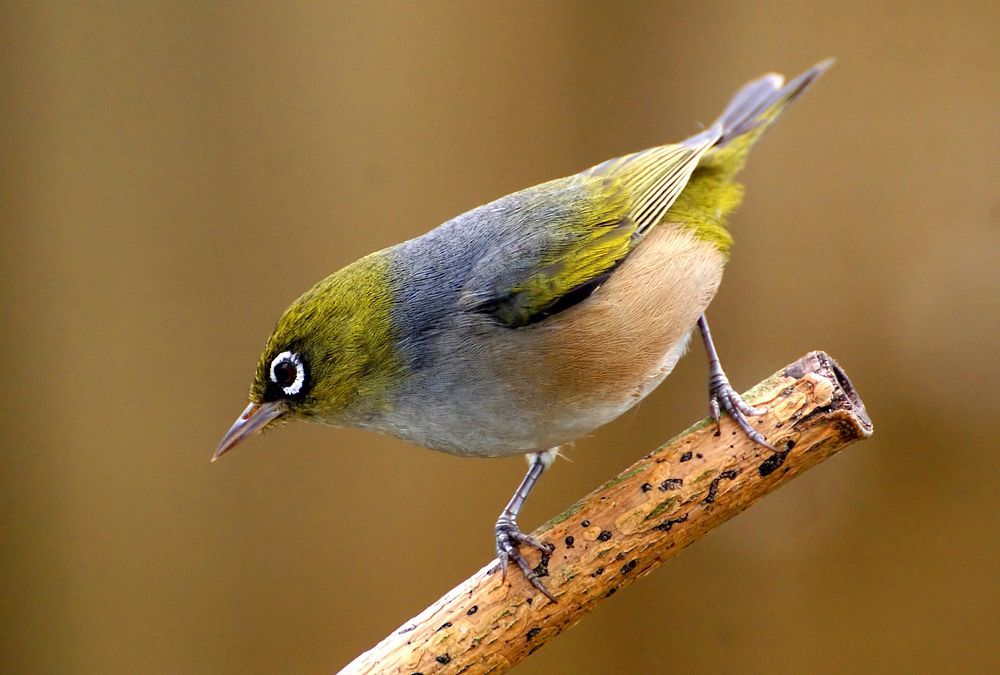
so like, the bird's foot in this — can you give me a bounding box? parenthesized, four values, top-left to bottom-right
(495, 514, 556, 602)
(708, 368, 775, 450)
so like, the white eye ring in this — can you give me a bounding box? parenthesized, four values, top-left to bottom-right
(270, 351, 305, 396)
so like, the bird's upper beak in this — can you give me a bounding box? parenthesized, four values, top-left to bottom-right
(213, 401, 286, 461)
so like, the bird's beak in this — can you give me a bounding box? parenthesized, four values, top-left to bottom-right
(213, 401, 286, 462)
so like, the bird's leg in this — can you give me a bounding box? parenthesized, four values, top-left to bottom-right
(697, 314, 775, 450)
(495, 448, 558, 601)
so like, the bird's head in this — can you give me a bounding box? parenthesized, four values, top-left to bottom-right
(214, 252, 402, 460)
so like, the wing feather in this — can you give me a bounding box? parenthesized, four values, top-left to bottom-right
(462, 129, 719, 328)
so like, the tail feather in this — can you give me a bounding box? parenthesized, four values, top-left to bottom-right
(713, 59, 833, 148)
(666, 60, 832, 256)
(714, 73, 784, 144)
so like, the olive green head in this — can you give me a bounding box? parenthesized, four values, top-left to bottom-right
(215, 251, 402, 459)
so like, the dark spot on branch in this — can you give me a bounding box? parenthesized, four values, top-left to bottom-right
(565, 535, 575, 548)
(658, 478, 683, 491)
(703, 469, 738, 504)
(526, 627, 541, 641)
(641, 482, 652, 492)
(620, 559, 637, 575)
(597, 530, 613, 541)
(466, 605, 478, 616)
(436, 654, 451, 665)
(760, 451, 788, 476)
(437, 622, 452, 632)
(605, 587, 617, 597)
(532, 550, 551, 578)
(680, 451, 693, 462)
(581, 519, 590, 528)
(592, 567, 604, 577)
(397, 624, 416, 635)
(760, 440, 796, 476)
(654, 513, 689, 532)
(696, 453, 703, 459)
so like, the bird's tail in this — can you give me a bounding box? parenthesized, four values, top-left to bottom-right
(667, 60, 832, 255)
(696, 59, 833, 171)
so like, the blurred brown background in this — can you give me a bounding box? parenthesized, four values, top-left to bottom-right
(2, 1, 998, 673)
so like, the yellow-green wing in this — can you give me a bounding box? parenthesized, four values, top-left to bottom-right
(463, 129, 719, 328)
(585, 126, 720, 235)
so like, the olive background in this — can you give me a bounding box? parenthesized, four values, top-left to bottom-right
(2, 1, 998, 673)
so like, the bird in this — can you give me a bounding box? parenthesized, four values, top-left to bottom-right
(215, 61, 831, 601)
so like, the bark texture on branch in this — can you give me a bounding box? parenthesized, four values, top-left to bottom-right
(341, 351, 872, 674)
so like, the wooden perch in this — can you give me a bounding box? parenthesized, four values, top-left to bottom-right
(341, 351, 873, 674)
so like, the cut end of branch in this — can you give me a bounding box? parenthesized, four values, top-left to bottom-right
(784, 351, 871, 433)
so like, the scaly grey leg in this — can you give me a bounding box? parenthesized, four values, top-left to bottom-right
(495, 448, 558, 601)
(697, 314, 775, 450)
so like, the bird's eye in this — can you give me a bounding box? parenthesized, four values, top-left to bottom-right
(269, 351, 305, 396)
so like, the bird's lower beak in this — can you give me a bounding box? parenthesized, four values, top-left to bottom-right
(213, 401, 286, 461)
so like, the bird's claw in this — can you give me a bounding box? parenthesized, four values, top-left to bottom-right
(495, 515, 556, 601)
(708, 371, 775, 451)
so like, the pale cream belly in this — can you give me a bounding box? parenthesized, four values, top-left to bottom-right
(496, 223, 726, 446)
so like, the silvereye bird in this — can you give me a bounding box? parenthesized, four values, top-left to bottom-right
(216, 61, 831, 601)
